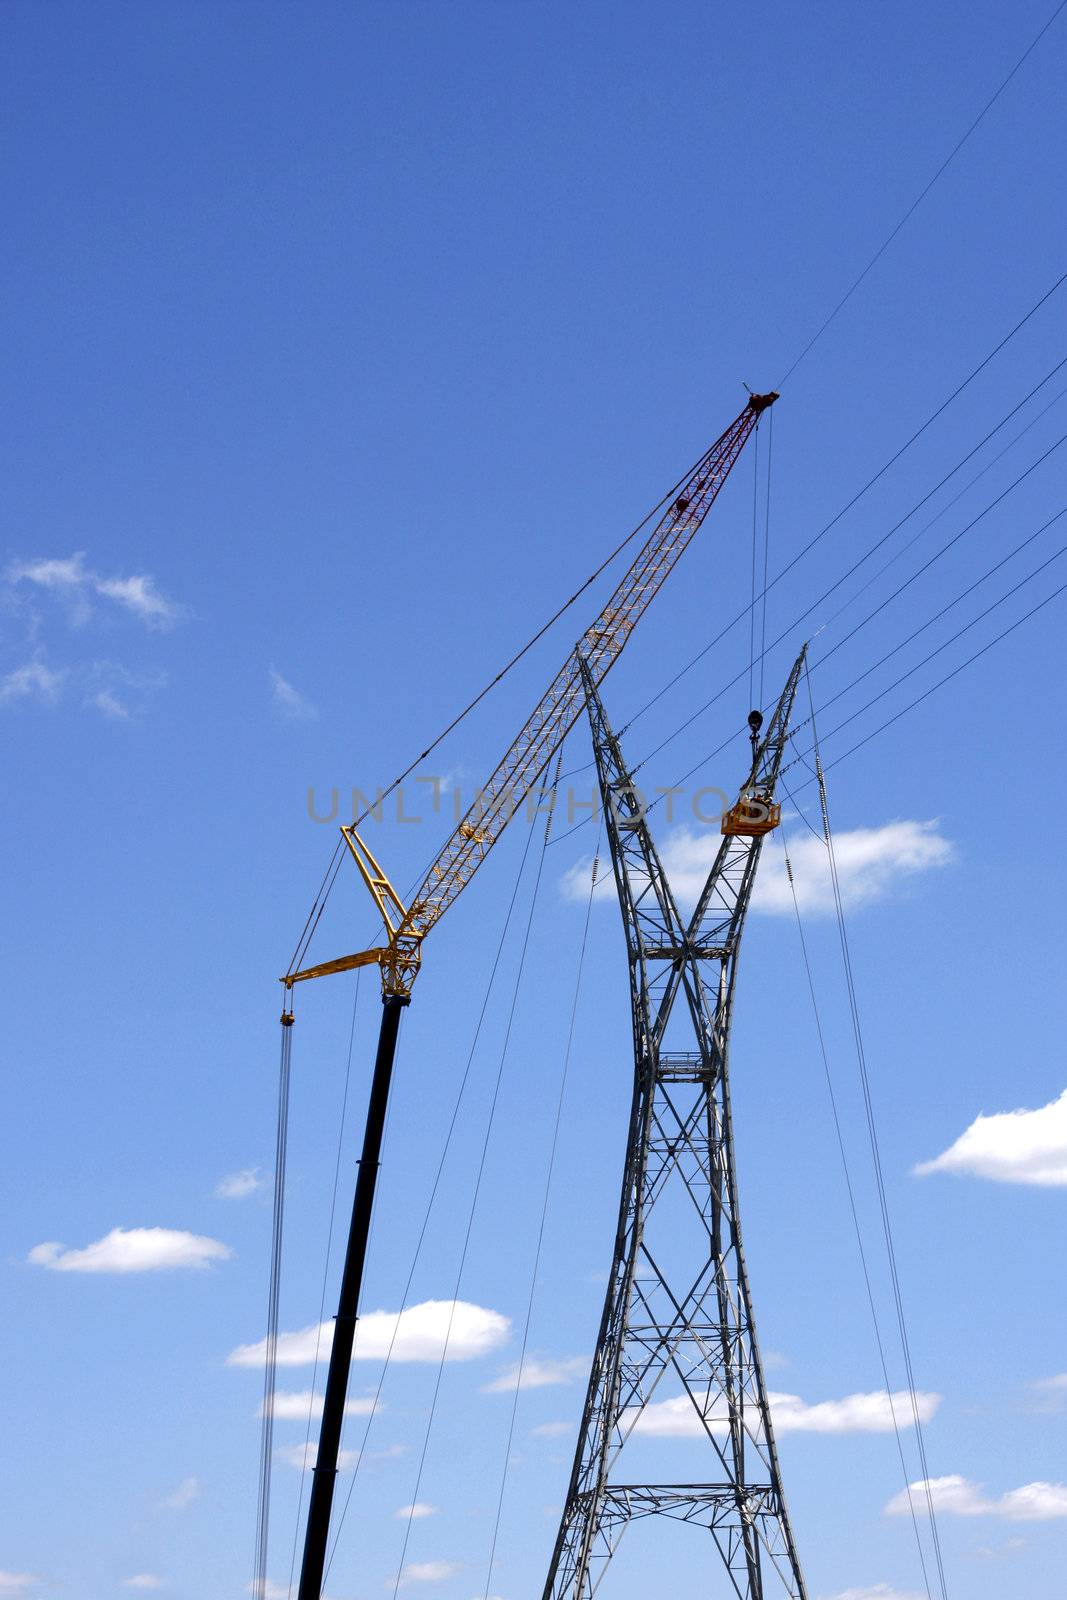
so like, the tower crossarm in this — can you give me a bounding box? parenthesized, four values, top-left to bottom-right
(649, 647, 807, 1045)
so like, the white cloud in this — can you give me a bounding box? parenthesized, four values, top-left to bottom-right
(247, 1582, 289, 1600)
(974, 1536, 1027, 1558)
(531, 1420, 572, 1438)
(915, 1088, 1067, 1187)
(162, 1475, 200, 1510)
(0, 657, 65, 706)
(820, 1588, 925, 1600)
(260, 1390, 377, 1420)
(228, 1299, 510, 1368)
(277, 1442, 361, 1471)
(28, 1226, 232, 1273)
(561, 821, 952, 916)
(94, 573, 179, 625)
(7, 551, 183, 628)
(886, 1475, 1067, 1521)
(270, 668, 318, 721)
(395, 1503, 438, 1519)
(0, 1579, 40, 1595)
(215, 1167, 268, 1199)
(483, 1355, 588, 1393)
(751, 821, 953, 913)
(123, 1579, 165, 1591)
(92, 687, 130, 719)
(81, 660, 167, 720)
(397, 1562, 461, 1585)
(1029, 1373, 1067, 1413)
(631, 1388, 939, 1437)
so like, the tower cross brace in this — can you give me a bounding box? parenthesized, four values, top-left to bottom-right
(542, 649, 809, 1600)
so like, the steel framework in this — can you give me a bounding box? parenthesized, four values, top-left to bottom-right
(542, 651, 809, 1600)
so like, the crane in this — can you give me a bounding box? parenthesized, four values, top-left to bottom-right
(281, 389, 777, 1600)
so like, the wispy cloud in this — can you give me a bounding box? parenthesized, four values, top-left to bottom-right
(28, 1226, 233, 1273)
(277, 1442, 362, 1471)
(561, 821, 952, 915)
(886, 1475, 1067, 1521)
(81, 660, 168, 720)
(483, 1355, 588, 1393)
(228, 1299, 510, 1368)
(915, 1088, 1067, 1187)
(820, 1587, 925, 1600)
(215, 1167, 268, 1200)
(260, 1390, 378, 1421)
(123, 1579, 165, 1591)
(270, 668, 318, 721)
(162, 1475, 200, 1510)
(0, 657, 65, 707)
(0, 653, 165, 719)
(1028, 1373, 1067, 1413)
(397, 1561, 462, 1585)
(631, 1388, 940, 1437)
(395, 1503, 439, 1519)
(531, 1420, 572, 1438)
(7, 552, 184, 628)
(0, 1578, 41, 1595)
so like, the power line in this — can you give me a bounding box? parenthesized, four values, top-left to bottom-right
(779, 828, 935, 1598)
(388, 803, 553, 1599)
(625, 334, 1067, 743)
(810, 681, 952, 1598)
(777, 0, 1067, 384)
(815, 573, 1067, 778)
(480, 822, 602, 1599)
(783, 523, 1067, 774)
(323, 818, 541, 1579)
(629, 412, 1067, 785)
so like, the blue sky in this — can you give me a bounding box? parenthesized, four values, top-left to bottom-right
(3, 2, 1067, 1598)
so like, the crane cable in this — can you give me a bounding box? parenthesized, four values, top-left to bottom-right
(549, 486, 1067, 865)
(778, 820, 935, 1600)
(759, 406, 774, 709)
(252, 1012, 295, 1600)
(284, 275, 1067, 976)
(321, 757, 561, 1581)
(777, 0, 1067, 386)
(806, 666, 951, 1597)
(480, 820, 604, 1600)
(388, 764, 558, 1599)
(749, 424, 761, 712)
(282, 437, 747, 978)
(348, 448, 730, 834)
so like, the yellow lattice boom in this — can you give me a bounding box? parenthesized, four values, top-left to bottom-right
(286, 390, 776, 997)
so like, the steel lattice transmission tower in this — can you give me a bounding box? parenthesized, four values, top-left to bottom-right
(542, 649, 810, 1600)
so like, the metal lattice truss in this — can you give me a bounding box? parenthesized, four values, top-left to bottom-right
(385, 396, 775, 991)
(542, 650, 809, 1600)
